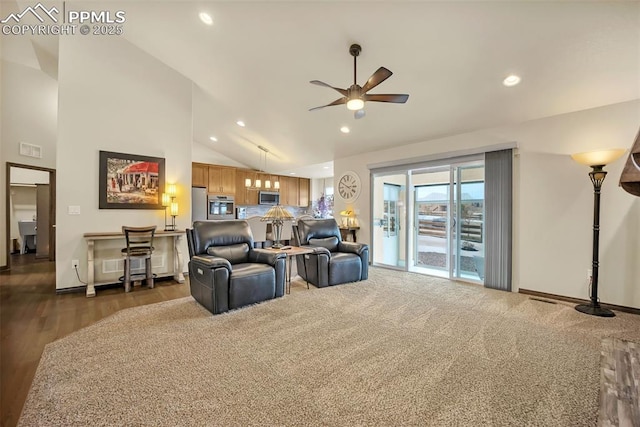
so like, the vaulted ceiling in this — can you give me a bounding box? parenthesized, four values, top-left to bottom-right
(3, 1, 639, 177)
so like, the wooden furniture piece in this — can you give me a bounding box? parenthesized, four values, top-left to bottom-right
(208, 165, 236, 194)
(193, 162, 311, 207)
(84, 230, 185, 297)
(339, 226, 360, 243)
(120, 226, 156, 292)
(192, 163, 208, 188)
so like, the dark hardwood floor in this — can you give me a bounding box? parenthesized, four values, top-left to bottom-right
(0, 254, 190, 427)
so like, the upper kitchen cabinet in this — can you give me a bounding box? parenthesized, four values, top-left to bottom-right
(298, 178, 310, 207)
(192, 163, 208, 188)
(279, 176, 299, 207)
(208, 166, 236, 195)
(235, 169, 259, 205)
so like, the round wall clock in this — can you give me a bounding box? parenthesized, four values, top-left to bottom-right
(337, 171, 361, 202)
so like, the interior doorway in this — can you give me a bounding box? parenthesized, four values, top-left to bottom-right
(372, 173, 407, 268)
(5, 163, 56, 270)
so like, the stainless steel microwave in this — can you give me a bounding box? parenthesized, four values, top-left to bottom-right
(259, 191, 280, 205)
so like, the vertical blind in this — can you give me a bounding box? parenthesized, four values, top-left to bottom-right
(484, 149, 513, 291)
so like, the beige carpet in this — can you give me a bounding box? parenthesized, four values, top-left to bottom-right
(19, 268, 640, 426)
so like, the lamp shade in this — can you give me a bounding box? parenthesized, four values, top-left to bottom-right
(170, 201, 179, 216)
(260, 205, 294, 221)
(571, 149, 625, 167)
(166, 183, 177, 196)
(162, 193, 170, 207)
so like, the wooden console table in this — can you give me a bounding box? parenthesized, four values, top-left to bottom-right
(83, 230, 185, 297)
(339, 226, 360, 242)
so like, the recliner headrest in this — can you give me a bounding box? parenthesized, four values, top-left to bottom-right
(297, 219, 341, 245)
(191, 220, 254, 255)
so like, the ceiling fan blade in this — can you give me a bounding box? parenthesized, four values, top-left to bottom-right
(310, 80, 348, 96)
(309, 97, 347, 111)
(364, 94, 409, 104)
(361, 67, 393, 93)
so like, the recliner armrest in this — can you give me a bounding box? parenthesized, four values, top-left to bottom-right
(338, 241, 368, 255)
(305, 245, 331, 256)
(249, 248, 286, 265)
(191, 255, 232, 271)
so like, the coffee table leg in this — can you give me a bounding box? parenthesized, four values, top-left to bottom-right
(287, 255, 291, 294)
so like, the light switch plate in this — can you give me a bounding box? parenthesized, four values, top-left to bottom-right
(68, 205, 81, 215)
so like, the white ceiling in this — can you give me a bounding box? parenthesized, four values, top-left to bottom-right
(4, 1, 640, 178)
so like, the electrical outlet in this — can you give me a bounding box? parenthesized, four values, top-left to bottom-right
(72, 259, 79, 269)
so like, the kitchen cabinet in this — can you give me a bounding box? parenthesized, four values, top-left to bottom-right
(191, 163, 310, 207)
(235, 169, 258, 205)
(298, 178, 310, 207)
(192, 163, 208, 188)
(256, 173, 281, 191)
(208, 166, 236, 195)
(280, 176, 299, 207)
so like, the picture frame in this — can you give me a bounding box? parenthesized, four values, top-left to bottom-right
(99, 150, 165, 209)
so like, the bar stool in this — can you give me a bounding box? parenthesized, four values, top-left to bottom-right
(120, 225, 156, 292)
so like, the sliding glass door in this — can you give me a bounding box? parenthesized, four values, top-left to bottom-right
(453, 164, 485, 281)
(410, 162, 484, 282)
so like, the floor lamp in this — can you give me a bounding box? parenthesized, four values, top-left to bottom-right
(571, 149, 625, 317)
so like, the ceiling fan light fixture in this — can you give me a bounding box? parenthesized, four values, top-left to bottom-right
(347, 98, 364, 111)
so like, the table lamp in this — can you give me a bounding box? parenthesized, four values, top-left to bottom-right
(261, 205, 294, 249)
(339, 210, 356, 227)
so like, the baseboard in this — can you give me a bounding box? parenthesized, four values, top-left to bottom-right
(55, 275, 187, 295)
(519, 289, 640, 315)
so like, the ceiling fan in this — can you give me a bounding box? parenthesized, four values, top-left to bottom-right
(309, 44, 409, 118)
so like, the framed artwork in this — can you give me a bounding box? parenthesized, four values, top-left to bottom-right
(99, 151, 165, 209)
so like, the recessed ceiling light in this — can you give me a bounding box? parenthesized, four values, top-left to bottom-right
(323, 166, 330, 169)
(340, 126, 350, 134)
(236, 120, 246, 127)
(199, 12, 213, 26)
(209, 136, 218, 142)
(503, 75, 521, 87)
(289, 172, 296, 175)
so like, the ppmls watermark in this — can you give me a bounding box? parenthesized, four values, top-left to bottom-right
(1, 2, 126, 36)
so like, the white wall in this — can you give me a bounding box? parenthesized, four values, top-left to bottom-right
(192, 140, 248, 168)
(0, 59, 58, 268)
(335, 100, 640, 308)
(56, 35, 192, 289)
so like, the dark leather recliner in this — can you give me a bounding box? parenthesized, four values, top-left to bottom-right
(186, 220, 286, 315)
(293, 218, 368, 288)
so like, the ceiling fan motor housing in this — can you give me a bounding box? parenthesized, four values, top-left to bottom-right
(349, 44, 362, 57)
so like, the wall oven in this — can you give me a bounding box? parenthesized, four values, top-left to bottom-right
(207, 195, 235, 220)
